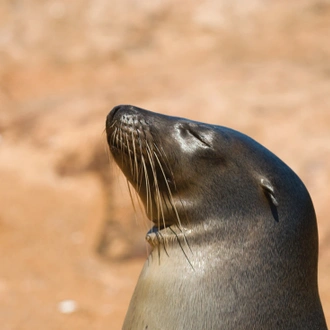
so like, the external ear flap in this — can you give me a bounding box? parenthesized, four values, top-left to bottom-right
(260, 178, 279, 207)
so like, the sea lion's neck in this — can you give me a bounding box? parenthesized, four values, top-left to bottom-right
(145, 219, 317, 288)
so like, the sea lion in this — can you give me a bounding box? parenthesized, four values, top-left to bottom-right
(105, 105, 327, 330)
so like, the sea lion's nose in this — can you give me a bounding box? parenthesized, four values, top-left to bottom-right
(106, 104, 141, 127)
(106, 104, 125, 125)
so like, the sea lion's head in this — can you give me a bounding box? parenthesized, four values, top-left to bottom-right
(106, 105, 316, 255)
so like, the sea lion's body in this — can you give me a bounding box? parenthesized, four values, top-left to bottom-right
(106, 105, 327, 330)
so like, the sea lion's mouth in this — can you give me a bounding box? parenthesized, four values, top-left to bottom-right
(147, 225, 161, 234)
(145, 226, 161, 247)
(145, 224, 191, 249)
(146, 225, 173, 247)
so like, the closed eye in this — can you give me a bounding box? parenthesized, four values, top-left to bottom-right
(187, 128, 212, 148)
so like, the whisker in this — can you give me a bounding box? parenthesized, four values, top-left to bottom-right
(156, 231, 169, 257)
(126, 179, 137, 216)
(111, 127, 118, 147)
(169, 226, 194, 270)
(109, 119, 118, 129)
(125, 132, 134, 177)
(146, 143, 166, 232)
(141, 155, 152, 219)
(153, 143, 177, 190)
(154, 143, 188, 226)
(119, 123, 125, 165)
(153, 150, 182, 229)
(131, 131, 139, 185)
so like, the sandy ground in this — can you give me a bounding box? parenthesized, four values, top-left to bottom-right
(0, 1, 330, 329)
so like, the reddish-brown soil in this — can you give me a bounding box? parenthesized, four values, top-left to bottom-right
(0, 1, 329, 329)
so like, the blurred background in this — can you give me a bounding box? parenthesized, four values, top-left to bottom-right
(0, 0, 329, 329)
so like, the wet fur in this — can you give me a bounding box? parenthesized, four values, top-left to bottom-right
(106, 105, 327, 330)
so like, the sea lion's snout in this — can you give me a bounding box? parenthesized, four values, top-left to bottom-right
(106, 105, 151, 157)
(106, 104, 138, 133)
(106, 105, 180, 229)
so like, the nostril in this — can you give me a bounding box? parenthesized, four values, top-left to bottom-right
(106, 105, 129, 130)
(107, 105, 123, 124)
(111, 105, 123, 117)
